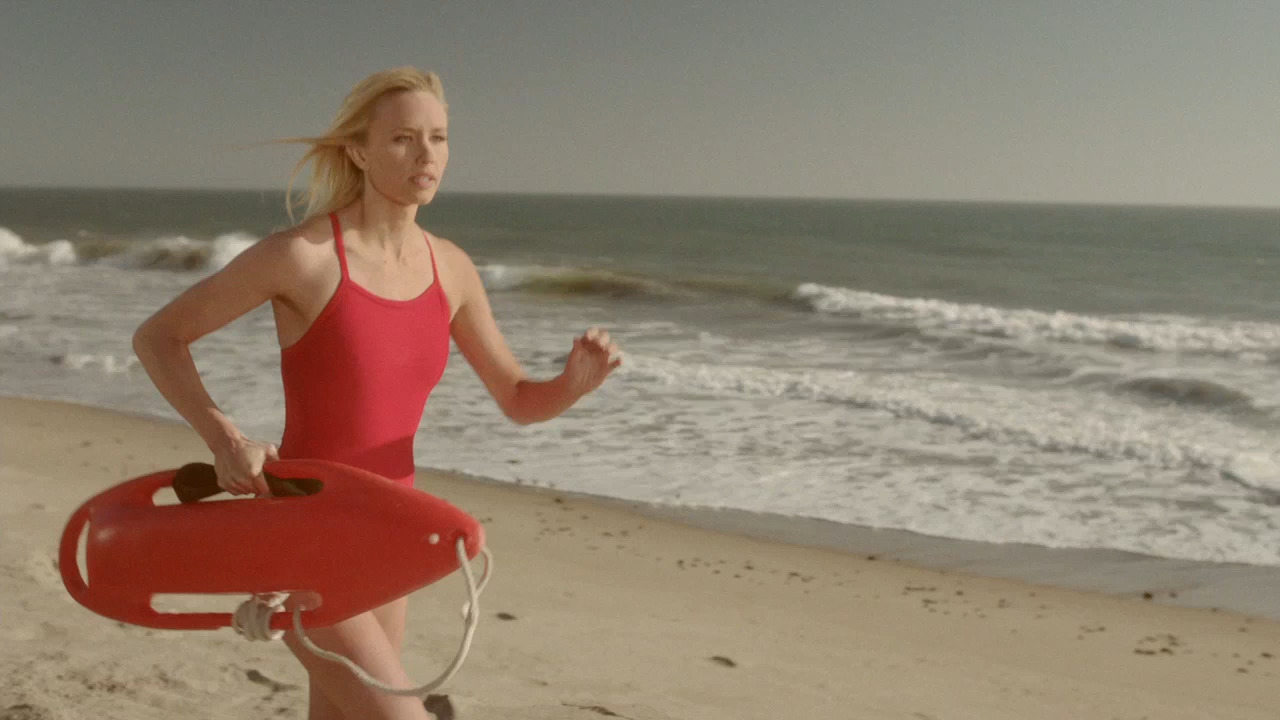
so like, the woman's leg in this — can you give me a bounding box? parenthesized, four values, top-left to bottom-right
(282, 607, 429, 720)
(372, 595, 410, 655)
(304, 681, 345, 720)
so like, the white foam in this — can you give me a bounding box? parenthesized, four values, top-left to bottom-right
(0, 228, 257, 272)
(55, 353, 141, 374)
(474, 263, 673, 297)
(208, 232, 257, 270)
(103, 232, 256, 272)
(0, 227, 25, 262)
(0, 227, 78, 266)
(794, 282, 1280, 357)
(619, 354, 1261, 474)
(4, 260, 1279, 568)
(477, 263, 552, 290)
(1222, 450, 1280, 494)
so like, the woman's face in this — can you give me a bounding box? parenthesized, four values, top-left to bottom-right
(355, 90, 449, 206)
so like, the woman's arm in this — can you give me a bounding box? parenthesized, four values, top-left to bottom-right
(444, 243, 620, 425)
(132, 232, 299, 452)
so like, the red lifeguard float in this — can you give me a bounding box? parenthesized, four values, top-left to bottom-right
(59, 459, 486, 633)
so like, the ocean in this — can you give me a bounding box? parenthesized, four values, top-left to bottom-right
(2, 187, 1278, 567)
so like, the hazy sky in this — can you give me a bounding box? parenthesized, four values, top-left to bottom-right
(4, 2, 1279, 206)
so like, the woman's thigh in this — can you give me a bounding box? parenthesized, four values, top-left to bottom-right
(371, 595, 410, 655)
(283, 607, 427, 720)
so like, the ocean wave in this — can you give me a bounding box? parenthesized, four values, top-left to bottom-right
(5, 229, 1275, 364)
(1221, 451, 1280, 500)
(0, 227, 77, 266)
(793, 282, 1280, 358)
(0, 228, 256, 271)
(103, 233, 256, 271)
(478, 264, 684, 298)
(619, 355, 1259, 475)
(476, 263, 797, 303)
(1111, 375, 1257, 412)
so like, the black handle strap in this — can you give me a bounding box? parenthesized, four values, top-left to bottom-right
(172, 462, 322, 504)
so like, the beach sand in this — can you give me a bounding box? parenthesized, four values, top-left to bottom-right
(2, 395, 1279, 719)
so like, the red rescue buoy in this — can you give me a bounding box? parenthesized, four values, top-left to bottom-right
(59, 459, 486, 632)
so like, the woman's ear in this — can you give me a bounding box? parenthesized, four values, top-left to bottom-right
(345, 145, 368, 171)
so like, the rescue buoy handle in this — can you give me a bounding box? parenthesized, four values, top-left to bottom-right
(59, 469, 176, 603)
(57, 504, 92, 604)
(172, 462, 322, 503)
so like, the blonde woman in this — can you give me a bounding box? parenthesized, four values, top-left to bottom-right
(132, 66, 622, 719)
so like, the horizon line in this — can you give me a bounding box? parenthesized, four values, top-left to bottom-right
(2, 183, 1279, 212)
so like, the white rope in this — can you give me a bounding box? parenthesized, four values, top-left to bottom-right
(232, 538, 493, 697)
(233, 591, 289, 641)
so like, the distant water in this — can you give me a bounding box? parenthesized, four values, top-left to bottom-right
(2, 188, 1278, 565)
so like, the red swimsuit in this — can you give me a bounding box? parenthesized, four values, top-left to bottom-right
(277, 213, 451, 486)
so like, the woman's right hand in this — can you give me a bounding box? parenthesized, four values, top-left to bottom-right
(212, 435, 281, 496)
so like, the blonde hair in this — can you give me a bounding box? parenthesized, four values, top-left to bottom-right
(282, 67, 447, 222)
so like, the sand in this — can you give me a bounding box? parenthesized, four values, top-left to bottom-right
(2, 395, 1279, 719)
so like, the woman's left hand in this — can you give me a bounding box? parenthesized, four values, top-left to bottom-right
(563, 327, 622, 396)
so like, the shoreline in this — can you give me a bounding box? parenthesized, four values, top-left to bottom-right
(6, 390, 1280, 624)
(4, 394, 1280, 718)
(436, 467, 1280, 623)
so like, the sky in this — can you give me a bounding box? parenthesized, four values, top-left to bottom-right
(3, 1, 1279, 206)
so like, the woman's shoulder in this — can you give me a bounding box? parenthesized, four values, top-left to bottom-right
(423, 232, 474, 270)
(253, 216, 337, 268)
(422, 231, 481, 311)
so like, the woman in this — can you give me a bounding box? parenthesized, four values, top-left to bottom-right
(132, 66, 621, 719)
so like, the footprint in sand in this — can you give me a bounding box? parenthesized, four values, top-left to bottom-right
(0, 704, 54, 720)
(246, 669, 300, 693)
(1133, 633, 1183, 656)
